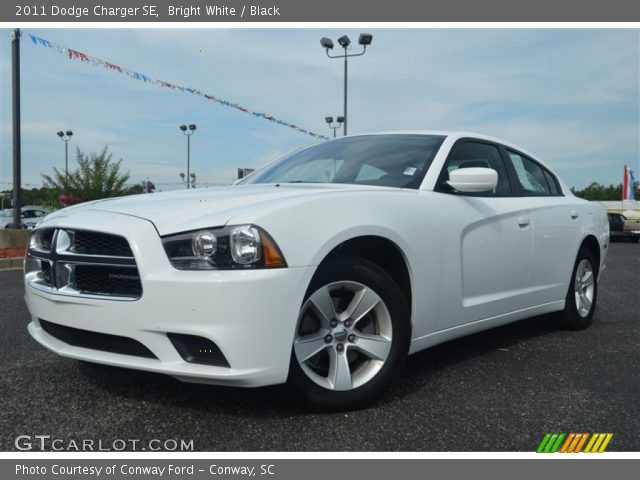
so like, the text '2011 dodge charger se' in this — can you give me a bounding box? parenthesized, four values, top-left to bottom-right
(24, 132, 609, 410)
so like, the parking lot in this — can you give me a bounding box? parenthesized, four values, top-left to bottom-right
(1, 242, 638, 451)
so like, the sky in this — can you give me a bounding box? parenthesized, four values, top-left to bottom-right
(0, 28, 638, 191)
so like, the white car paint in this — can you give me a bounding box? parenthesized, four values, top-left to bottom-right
(24, 131, 609, 390)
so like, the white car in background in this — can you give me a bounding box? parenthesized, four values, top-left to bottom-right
(0, 206, 49, 229)
(24, 132, 609, 410)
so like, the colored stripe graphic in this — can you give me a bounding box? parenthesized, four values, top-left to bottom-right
(574, 433, 590, 453)
(536, 433, 565, 453)
(537, 433, 613, 453)
(559, 433, 575, 453)
(584, 433, 614, 453)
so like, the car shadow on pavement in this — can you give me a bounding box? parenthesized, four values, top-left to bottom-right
(379, 313, 564, 405)
(76, 312, 565, 417)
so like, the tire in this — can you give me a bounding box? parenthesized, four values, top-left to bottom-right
(286, 255, 410, 411)
(552, 247, 598, 330)
(631, 236, 640, 244)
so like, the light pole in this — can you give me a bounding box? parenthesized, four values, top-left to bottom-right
(56, 130, 73, 175)
(179, 124, 196, 189)
(320, 33, 373, 136)
(325, 116, 344, 138)
(179, 172, 197, 189)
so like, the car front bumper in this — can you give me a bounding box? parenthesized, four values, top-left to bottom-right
(25, 210, 315, 387)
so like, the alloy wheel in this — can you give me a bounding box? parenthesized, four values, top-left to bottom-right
(294, 281, 393, 391)
(574, 258, 595, 318)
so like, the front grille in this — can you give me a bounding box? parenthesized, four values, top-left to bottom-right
(72, 230, 133, 257)
(40, 261, 53, 286)
(39, 319, 157, 359)
(26, 229, 142, 300)
(74, 265, 142, 297)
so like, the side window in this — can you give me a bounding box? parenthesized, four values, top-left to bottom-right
(543, 170, 559, 195)
(507, 152, 551, 195)
(438, 141, 512, 196)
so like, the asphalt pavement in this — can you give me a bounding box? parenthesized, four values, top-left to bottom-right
(1, 242, 638, 451)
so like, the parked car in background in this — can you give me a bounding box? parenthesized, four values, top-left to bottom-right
(24, 132, 609, 410)
(0, 207, 50, 229)
(608, 212, 640, 243)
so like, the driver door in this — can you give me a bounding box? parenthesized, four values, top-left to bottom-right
(434, 139, 534, 330)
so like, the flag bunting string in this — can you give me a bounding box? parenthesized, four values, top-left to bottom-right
(25, 32, 330, 140)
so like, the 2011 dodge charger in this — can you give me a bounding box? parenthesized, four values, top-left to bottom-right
(24, 132, 609, 410)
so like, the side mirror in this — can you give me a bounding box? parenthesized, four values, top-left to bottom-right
(447, 167, 498, 193)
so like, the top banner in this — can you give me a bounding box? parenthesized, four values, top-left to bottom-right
(3, 0, 640, 22)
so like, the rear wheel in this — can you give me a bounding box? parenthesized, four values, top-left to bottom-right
(286, 255, 410, 411)
(552, 247, 598, 330)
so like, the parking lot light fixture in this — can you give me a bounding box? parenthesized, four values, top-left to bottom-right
(56, 130, 73, 175)
(325, 116, 343, 138)
(320, 33, 373, 136)
(179, 124, 197, 189)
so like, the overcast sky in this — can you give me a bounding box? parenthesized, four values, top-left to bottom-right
(0, 28, 638, 191)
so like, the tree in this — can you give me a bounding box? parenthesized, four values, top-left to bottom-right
(125, 179, 156, 195)
(42, 146, 130, 204)
(571, 182, 639, 201)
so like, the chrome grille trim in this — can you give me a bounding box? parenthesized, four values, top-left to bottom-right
(26, 228, 142, 301)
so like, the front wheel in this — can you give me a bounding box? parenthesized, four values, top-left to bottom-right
(286, 255, 410, 411)
(552, 247, 598, 330)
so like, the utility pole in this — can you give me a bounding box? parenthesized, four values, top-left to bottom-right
(12, 28, 21, 228)
(343, 51, 348, 136)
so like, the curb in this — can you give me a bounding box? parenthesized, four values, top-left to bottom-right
(0, 257, 23, 270)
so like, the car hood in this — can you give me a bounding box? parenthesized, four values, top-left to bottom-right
(42, 183, 396, 235)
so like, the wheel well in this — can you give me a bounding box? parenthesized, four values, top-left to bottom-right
(581, 235, 601, 275)
(322, 236, 412, 311)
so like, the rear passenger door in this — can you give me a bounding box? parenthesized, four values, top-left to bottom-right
(504, 150, 581, 306)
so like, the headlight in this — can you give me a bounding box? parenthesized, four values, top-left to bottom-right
(29, 228, 55, 252)
(162, 224, 286, 270)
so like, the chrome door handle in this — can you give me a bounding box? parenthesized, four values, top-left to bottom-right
(571, 210, 580, 219)
(518, 216, 530, 227)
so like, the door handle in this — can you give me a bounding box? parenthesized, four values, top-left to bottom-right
(570, 210, 580, 219)
(518, 216, 530, 227)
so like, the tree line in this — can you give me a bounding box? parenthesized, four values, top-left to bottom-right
(571, 182, 639, 201)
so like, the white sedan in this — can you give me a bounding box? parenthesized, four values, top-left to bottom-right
(24, 131, 609, 410)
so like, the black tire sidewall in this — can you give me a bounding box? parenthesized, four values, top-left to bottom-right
(286, 254, 410, 411)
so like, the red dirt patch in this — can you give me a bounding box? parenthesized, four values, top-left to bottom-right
(0, 248, 25, 259)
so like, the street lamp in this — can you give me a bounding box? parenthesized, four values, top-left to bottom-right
(56, 130, 73, 174)
(325, 116, 344, 138)
(179, 172, 197, 189)
(320, 33, 373, 136)
(179, 124, 196, 189)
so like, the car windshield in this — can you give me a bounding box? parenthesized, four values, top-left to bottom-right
(242, 134, 446, 189)
(0, 210, 11, 218)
